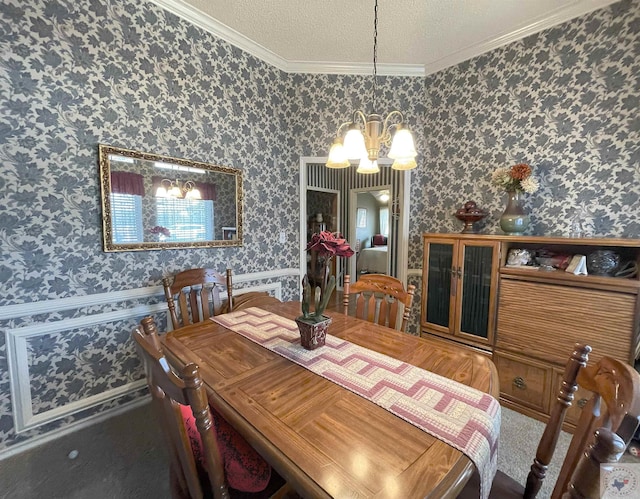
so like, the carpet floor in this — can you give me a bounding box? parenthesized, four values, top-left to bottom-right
(0, 401, 626, 499)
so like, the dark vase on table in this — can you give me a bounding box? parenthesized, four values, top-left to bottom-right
(295, 316, 331, 350)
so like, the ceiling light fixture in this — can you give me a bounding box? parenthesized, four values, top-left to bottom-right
(155, 179, 202, 200)
(326, 0, 417, 174)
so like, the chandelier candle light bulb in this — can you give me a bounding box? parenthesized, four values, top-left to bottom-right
(326, 138, 350, 169)
(155, 178, 202, 200)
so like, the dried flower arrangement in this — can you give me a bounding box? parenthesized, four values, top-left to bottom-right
(491, 163, 539, 194)
(149, 226, 171, 237)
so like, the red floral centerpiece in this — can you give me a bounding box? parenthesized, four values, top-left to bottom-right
(149, 225, 171, 240)
(297, 231, 354, 349)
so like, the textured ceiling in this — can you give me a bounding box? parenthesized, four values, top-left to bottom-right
(153, 0, 620, 74)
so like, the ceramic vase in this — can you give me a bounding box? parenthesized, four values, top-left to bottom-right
(295, 316, 331, 350)
(500, 190, 529, 235)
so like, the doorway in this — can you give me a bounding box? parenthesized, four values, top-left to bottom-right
(349, 187, 392, 281)
(299, 157, 410, 289)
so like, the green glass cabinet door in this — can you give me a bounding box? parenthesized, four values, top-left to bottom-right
(455, 241, 498, 345)
(422, 240, 455, 334)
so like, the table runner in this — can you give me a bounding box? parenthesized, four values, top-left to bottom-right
(212, 307, 500, 499)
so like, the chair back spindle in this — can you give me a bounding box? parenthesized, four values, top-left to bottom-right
(561, 427, 625, 499)
(551, 355, 640, 498)
(342, 273, 415, 332)
(524, 345, 592, 498)
(164, 268, 231, 330)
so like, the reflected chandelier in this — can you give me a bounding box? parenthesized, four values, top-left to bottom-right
(155, 178, 201, 200)
(326, 0, 417, 174)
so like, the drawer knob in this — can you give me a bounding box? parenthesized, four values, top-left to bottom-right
(513, 376, 527, 390)
(577, 398, 588, 409)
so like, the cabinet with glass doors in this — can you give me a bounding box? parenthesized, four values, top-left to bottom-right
(421, 234, 499, 349)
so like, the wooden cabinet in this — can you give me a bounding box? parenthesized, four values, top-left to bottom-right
(420, 233, 640, 429)
(496, 279, 636, 365)
(421, 235, 499, 348)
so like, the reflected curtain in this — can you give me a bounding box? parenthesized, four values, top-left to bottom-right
(195, 181, 216, 201)
(111, 171, 144, 196)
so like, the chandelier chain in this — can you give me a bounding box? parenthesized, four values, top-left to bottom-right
(372, 0, 378, 113)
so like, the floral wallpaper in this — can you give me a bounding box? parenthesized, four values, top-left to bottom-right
(0, 0, 303, 448)
(0, 0, 638, 450)
(407, 0, 640, 269)
(27, 319, 141, 416)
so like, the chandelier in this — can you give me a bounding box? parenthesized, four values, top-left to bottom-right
(326, 0, 417, 174)
(155, 179, 201, 200)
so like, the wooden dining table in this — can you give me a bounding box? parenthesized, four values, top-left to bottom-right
(162, 301, 500, 498)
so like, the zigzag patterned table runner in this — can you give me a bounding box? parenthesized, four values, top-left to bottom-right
(212, 307, 500, 499)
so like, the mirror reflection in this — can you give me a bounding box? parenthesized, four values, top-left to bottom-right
(99, 145, 243, 251)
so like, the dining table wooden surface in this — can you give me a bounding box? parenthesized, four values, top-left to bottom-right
(162, 301, 500, 499)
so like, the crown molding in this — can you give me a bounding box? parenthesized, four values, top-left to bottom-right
(148, 0, 290, 70)
(287, 61, 425, 77)
(149, 0, 619, 78)
(148, 0, 425, 76)
(423, 0, 621, 76)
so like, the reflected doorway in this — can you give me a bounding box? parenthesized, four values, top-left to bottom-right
(350, 187, 392, 282)
(305, 187, 341, 297)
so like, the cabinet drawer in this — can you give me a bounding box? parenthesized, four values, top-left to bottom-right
(495, 351, 552, 413)
(552, 369, 592, 426)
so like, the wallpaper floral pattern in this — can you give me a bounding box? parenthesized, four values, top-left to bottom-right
(0, 0, 305, 448)
(0, 0, 638, 449)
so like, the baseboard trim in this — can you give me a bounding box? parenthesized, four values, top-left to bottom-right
(0, 396, 151, 461)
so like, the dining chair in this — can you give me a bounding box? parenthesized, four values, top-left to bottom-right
(342, 274, 415, 332)
(132, 316, 291, 499)
(458, 344, 640, 499)
(163, 268, 280, 330)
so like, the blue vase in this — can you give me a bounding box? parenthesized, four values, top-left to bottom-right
(500, 190, 529, 235)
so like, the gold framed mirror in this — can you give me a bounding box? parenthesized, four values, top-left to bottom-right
(99, 144, 243, 251)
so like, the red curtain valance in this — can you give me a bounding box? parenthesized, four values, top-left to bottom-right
(195, 181, 216, 201)
(111, 171, 145, 196)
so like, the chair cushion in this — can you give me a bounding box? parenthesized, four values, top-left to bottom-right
(180, 404, 271, 492)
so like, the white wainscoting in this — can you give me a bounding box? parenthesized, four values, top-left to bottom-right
(3, 269, 298, 438)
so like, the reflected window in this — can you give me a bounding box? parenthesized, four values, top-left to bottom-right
(356, 208, 367, 228)
(380, 207, 389, 237)
(156, 198, 214, 242)
(111, 193, 143, 243)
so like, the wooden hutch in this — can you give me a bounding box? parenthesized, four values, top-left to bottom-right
(420, 233, 640, 428)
